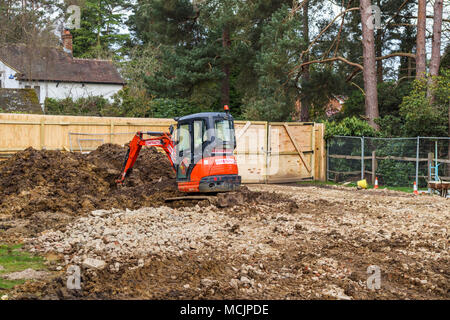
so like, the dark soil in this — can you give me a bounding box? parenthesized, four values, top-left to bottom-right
(0, 145, 293, 219)
(0, 145, 181, 217)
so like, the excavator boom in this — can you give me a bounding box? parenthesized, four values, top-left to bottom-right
(116, 131, 175, 184)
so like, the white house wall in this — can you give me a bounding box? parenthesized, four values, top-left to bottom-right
(24, 81, 124, 104)
(1, 59, 123, 105)
(0, 60, 20, 89)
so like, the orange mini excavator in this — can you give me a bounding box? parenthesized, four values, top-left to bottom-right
(116, 105, 241, 193)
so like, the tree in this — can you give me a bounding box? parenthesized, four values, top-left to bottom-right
(375, 0, 382, 83)
(415, 0, 426, 79)
(199, 0, 239, 107)
(129, 0, 223, 110)
(427, 0, 444, 101)
(221, 26, 231, 106)
(300, 0, 310, 121)
(68, 0, 130, 59)
(242, 4, 305, 121)
(0, 0, 60, 46)
(360, 0, 379, 129)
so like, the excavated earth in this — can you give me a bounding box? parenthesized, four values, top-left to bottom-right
(0, 145, 288, 241)
(0, 144, 180, 218)
(0, 146, 448, 300)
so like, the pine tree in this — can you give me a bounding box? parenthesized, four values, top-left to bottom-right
(68, 0, 130, 59)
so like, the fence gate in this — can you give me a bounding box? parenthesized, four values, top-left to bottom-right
(234, 121, 325, 183)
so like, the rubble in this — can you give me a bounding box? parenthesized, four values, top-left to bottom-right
(82, 258, 106, 270)
(2, 175, 448, 300)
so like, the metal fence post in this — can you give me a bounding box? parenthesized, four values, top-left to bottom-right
(361, 136, 365, 180)
(416, 136, 420, 187)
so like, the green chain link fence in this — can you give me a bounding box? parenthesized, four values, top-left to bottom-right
(327, 136, 450, 190)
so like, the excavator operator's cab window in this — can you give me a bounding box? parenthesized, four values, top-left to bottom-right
(214, 119, 234, 150)
(176, 123, 191, 180)
(193, 120, 206, 163)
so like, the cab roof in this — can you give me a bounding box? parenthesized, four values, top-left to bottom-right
(176, 112, 231, 122)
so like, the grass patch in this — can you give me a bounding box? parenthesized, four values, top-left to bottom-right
(0, 243, 47, 290)
(296, 180, 413, 193)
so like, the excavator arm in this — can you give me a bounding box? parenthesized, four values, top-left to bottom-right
(116, 131, 176, 184)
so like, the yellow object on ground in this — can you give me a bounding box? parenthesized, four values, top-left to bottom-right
(357, 179, 368, 189)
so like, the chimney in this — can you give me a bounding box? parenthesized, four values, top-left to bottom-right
(61, 29, 73, 55)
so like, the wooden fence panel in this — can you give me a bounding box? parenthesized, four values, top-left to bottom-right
(314, 123, 326, 181)
(234, 121, 267, 183)
(266, 123, 315, 183)
(0, 113, 326, 182)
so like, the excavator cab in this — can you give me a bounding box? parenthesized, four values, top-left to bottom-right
(174, 107, 241, 192)
(116, 106, 241, 193)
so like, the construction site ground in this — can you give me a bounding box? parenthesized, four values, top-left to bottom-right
(0, 146, 448, 300)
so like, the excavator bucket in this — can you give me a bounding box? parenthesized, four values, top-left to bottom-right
(116, 134, 143, 184)
(116, 131, 175, 185)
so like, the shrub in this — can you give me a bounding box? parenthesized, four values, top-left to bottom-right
(398, 76, 448, 137)
(324, 116, 378, 140)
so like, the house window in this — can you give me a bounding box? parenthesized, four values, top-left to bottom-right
(34, 86, 40, 102)
(25, 85, 31, 89)
(0, 80, 2, 88)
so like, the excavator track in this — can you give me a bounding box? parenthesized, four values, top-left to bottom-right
(164, 195, 216, 202)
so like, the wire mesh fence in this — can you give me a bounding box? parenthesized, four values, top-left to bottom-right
(68, 132, 137, 153)
(327, 136, 450, 189)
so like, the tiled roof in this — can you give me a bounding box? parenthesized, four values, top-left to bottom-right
(0, 44, 125, 84)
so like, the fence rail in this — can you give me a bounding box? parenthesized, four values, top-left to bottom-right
(327, 136, 450, 189)
(329, 154, 450, 164)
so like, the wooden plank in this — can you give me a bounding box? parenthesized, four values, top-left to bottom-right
(235, 121, 251, 141)
(283, 123, 311, 173)
(271, 125, 312, 152)
(313, 123, 326, 180)
(317, 123, 326, 181)
(329, 154, 373, 160)
(234, 121, 267, 184)
(40, 118, 45, 150)
(328, 170, 364, 175)
(264, 121, 269, 184)
(235, 153, 265, 183)
(311, 122, 315, 180)
(268, 153, 313, 180)
(110, 120, 114, 144)
(372, 151, 377, 184)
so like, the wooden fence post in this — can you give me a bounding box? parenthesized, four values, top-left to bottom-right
(265, 122, 269, 184)
(110, 120, 114, 144)
(372, 151, 377, 184)
(40, 118, 45, 150)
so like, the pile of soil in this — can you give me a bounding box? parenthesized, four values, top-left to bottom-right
(0, 144, 294, 218)
(0, 144, 180, 217)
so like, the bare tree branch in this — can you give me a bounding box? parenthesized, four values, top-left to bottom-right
(295, 56, 364, 71)
(298, 7, 360, 62)
(376, 52, 416, 60)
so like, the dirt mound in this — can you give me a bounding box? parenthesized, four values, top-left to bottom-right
(0, 145, 181, 217)
(0, 145, 293, 219)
